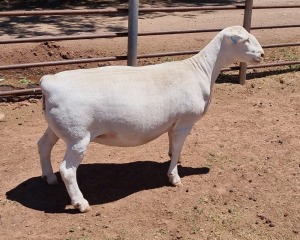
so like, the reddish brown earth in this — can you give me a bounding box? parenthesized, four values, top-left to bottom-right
(0, 1, 299, 239)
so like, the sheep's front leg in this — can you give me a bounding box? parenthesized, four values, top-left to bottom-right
(167, 127, 192, 186)
(38, 127, 59, 185)
(60, 139, 91, 213)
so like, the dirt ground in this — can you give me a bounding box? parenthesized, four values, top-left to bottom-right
(0, 1, 300, 240)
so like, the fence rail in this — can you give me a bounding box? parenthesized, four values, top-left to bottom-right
(0, 1, 299, 97)
(1, 42, 299, 71)
(1, 25, 300, 45)
(1, 5, 300, 17)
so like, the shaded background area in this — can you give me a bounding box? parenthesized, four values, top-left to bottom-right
(0, 0, 299, 100)
(0, 0, 245, 38)
(1, 1, 245, 10)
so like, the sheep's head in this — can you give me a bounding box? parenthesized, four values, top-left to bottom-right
(222, 26, 264, 64)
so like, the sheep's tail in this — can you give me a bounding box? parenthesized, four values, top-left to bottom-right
(39, 75, 52, 112)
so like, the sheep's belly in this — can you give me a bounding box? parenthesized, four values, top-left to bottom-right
(92, 130, 165, 147)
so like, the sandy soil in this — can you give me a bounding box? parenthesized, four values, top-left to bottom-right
(0, 1, 299, 239)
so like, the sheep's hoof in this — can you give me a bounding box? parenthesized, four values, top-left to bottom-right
(81, 205, 92, 213)
(42, 174, 58, 185)
(168, 174, 182, 187)
(74, 200, 91, 213)
(174, 181, 183, 187)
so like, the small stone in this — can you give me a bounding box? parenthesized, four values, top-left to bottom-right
(249, 196, 257, 202)
(0, 113, 5, 121)
(284, 213, 289, 217)
(257, 214, 265, 220)
(265, 219, 272, 224)
(95, 212, 101, 217)
(28, 98, 39, 103)
(269, 223, 275, 227)
(18, 102, 30, 107)
(60, 51, 73, 59)
(293, 230, 299, 234)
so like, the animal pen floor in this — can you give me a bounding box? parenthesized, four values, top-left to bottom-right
(0, 0, 299, 239)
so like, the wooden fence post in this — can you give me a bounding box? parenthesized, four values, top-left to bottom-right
(239, 0, 253, 84)
(127, 0, 139, 66)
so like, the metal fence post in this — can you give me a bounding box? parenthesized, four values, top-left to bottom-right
(239, 0, 253, 84)
(127, 0, 139, 66)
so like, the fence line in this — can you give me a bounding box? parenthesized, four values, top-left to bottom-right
(0, 1, 300, 97)
(0, 42, 299, 71)
(2, 59, 300, 97)
(1, 5, 300, 17)
(1, 24, 299, 45)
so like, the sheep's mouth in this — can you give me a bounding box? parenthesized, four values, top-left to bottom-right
(252, 57, 263, 64)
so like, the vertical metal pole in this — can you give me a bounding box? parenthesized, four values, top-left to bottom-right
(127, 0, 139, 66)
(239, 0, 253, 84)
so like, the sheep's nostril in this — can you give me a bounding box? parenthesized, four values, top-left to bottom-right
(261, 53, 264, 58)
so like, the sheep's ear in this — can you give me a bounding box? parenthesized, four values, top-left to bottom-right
(224, 26, 249, 45)
(230, 36, 238, 45)
(226, 33, 248, 45)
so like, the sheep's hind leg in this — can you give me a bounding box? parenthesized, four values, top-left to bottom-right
(167, 127, 191, 186)
(38, 127, 59, 185)
(168, 131, 173, 158)
(60, 138, 91, 213)
(168, 131, 182, 164)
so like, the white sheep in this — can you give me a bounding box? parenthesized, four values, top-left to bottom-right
(38, 26, 264, 212)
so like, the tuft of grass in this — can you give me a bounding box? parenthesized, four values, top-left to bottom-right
(191, 224, 200, 234)
(18, 77, 33, 84)
(156, 228, 167, 235)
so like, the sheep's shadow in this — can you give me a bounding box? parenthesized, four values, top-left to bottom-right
(6, 161, 209, 214)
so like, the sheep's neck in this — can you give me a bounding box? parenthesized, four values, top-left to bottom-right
(188, 34, 229, 88)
